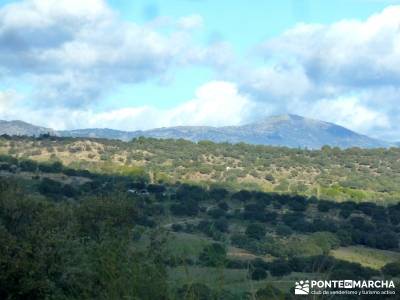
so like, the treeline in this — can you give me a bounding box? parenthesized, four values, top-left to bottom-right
(2, 135, 400, 202)
(1, 154, 400, 299)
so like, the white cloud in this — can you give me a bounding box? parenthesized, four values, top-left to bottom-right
(0, 90, 21, 115)
(166, 81, 252, 127)
(260, 6, 400, 87)
(0, 0, 214, 107)
(303, 97, 390, 134)
(225, 5, 400, 140)
(0, 81, 252, 131)
(177, 14, 204, 30)
(2, 2, 400, 140)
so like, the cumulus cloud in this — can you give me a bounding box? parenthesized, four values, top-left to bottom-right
(0, 81, 252, 130)
(177, 14, 204, 30)
(300, 97, 390, 134)
(260, 6, 400, 87)
(226, 5, 400, 140)
(2, 1, 400, 140)
(0, 0, 214, 107)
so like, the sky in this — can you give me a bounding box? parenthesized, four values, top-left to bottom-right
(1, 0, 400, 141)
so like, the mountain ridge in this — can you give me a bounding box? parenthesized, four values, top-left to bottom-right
(0, 120, 56, 137)
(0, 115, 394, 149)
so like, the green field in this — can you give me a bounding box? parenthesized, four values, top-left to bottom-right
(331, 246, 400, 269)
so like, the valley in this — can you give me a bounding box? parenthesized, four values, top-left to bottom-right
(0, 135, 399, 299)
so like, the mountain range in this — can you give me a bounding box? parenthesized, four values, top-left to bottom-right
(0, 120, 57, 137)
(0, 114, 394, 149)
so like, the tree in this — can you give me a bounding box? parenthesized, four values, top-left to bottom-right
(38, 178, 62, 197)
(198, 243, 227, 267)
(178, 283, 212, 300)
(19, 160, 38, 172)
(251, 268, 268, 280)
(269, 259, 291, 277)
(245, 224, 266, 240)
(209, 188, 229, 200)
(275, 225, 293, 236)
(232, 190, 252, 202)
(382, 262, 400, 277)
(207, 208, 226, 219)
(217, 201, 229, 211)
(255, 284, 286, 300)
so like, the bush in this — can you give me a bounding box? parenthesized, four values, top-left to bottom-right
(171, 224, 183, 232)
(382, 262, 400, 277)
(251, 268, 268, 280)
(245, 223, 266, 240)
(218, 201, 229, 211)
(170, 200, 199, 216)
(198, 243, 227, 267)
(255, 284, 285, 300)
(269, 259, 291, 277)
(207, 208, 226, 219)
(177, 283, 212, 300)
(275, 225, 293, 236)
(310, 232, 340, 254)
(317, 200, 334, 212)
(19, 160, 38, 172)
(232, 190, 253, 202)
(225, 259, 248, 269)
(250, 258, 269, 270)
(38, 178, 62, 197)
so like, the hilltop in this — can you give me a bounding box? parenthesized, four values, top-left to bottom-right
(0, 120, 56, 136)
(1, 115, 392, 149)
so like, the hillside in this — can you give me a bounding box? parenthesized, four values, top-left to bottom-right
(1, 135, 400, 203)
(0, 155, 399, 299)
(0, 120, 56, 136)
(126, 114, 391, 149)
(2, 115, 392, 149)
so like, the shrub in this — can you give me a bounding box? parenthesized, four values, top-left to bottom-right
(177, 283, 212, 300)
(251, 268, 268, 280)
(198, 243, 227, 267)
(275, 225, 293, 236)
(38, 178, 62, 197)
(382, 262, 400, 277)
(269, 259, 291, 277)
(255, 284, 285, 300)
(207, 208, 226, 219)
(245, 223, 266, 240)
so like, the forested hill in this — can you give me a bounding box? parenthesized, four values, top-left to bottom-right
(0, 120, 55, 136)
(1, 135, 400, 203)
(1, 114, 392, 148)
(1, 155, 400, 299)
(59, 114, 392, 148)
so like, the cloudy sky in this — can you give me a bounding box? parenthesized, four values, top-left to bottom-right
(1, 0, 400, 141)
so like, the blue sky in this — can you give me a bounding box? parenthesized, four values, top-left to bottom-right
(105, 0, 400, 109)
(1, 0, 400, 140)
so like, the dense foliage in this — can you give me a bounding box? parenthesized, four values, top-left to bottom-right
(2, 135, 400, 203)
(0, 144, 400, 299)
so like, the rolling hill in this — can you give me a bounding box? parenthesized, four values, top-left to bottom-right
(1, 115, 393, 148)
(0, 120, 56, 137)
(60, 114, 391, 149)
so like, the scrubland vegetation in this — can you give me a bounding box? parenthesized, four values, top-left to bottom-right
(2, 135, 400, 203)
(1, 135, 400, 299)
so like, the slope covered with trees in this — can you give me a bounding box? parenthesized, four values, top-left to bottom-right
(0, 153, 399, 299)
(1, 135, 400, 203)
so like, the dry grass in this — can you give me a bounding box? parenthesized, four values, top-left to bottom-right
(331, 246, 400, 269)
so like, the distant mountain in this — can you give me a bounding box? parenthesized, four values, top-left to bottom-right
(59, 114, 391, 149)
(59, 128, 133, 141)
(0, 120, 56, 137)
